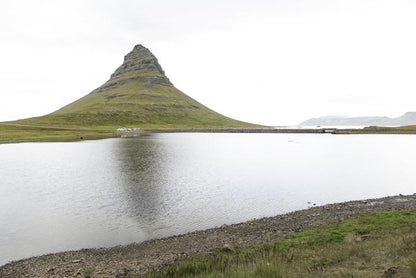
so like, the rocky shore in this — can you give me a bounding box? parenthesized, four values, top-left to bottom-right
(2, 194, 416, 277)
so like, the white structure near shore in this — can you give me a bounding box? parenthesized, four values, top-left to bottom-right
(116, 128, 142, 137)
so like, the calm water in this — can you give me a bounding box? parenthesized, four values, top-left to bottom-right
(1, 133, 415, 265)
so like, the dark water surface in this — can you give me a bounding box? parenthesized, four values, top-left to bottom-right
(1, 133, 415, 265)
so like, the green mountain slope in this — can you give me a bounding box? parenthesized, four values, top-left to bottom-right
(16, 45, 257, 128)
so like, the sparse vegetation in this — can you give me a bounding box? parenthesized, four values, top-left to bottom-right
(0, 123, 115, 142)
(142, 210, 416, 278)
(83, 267, 94, 278)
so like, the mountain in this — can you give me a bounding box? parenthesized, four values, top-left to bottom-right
(16, 45, 257, 128)
(392, 112, 416, 126)
(300, 112, 416, 126)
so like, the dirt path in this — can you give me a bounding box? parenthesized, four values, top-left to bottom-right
(1, 194, 416, 277)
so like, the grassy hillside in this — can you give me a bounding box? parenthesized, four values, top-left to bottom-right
(0, 123, 115, 142)
(12, 45, 258, 129)
(143, 210, 416, 277)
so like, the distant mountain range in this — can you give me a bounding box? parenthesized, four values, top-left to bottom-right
(300, 112, 416, 127)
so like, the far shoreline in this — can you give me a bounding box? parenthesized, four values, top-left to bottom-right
(1, 126, 416, 145)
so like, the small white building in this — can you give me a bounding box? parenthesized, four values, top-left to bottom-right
(116, 128, 142, 137)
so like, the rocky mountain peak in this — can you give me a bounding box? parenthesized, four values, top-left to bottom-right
(24, 43, 254, 128)
(110, 44, 166, 79)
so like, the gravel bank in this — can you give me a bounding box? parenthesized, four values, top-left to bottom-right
(2, 194, 416, 277)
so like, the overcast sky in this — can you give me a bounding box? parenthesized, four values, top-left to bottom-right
(1, 0, 416, 125)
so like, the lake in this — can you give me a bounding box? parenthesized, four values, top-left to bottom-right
(1, 133, 415, 265)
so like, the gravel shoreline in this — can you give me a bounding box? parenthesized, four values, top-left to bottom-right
(2, 194, 416, 277)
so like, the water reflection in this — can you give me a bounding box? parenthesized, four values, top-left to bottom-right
(114, 137, 171, 235)
(2, 134, 416, 266)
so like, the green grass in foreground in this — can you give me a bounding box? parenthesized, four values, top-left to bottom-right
(142, 210, 416, 278)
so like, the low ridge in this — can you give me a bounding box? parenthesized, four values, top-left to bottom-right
(16, 45, 256, 128)
(300, 112, 416, 127)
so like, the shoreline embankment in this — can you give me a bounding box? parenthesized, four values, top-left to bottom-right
(2, 194, 416, 277)
(2, 127, 416, 145)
